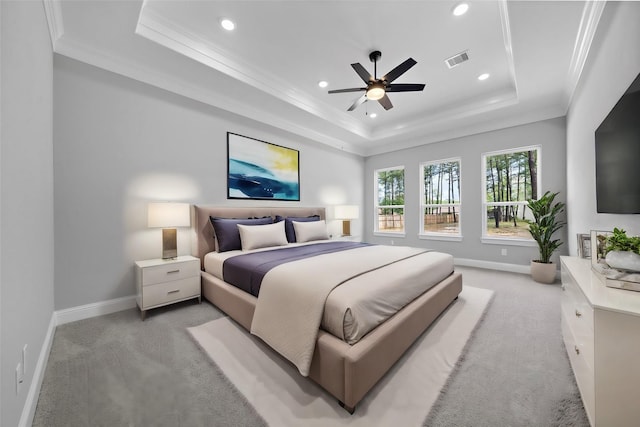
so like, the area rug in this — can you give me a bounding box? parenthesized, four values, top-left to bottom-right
(188, 285, 493, 427)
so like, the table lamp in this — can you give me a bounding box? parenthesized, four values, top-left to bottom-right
(334, 205, 359, 237)
(148, 202, 190, 259)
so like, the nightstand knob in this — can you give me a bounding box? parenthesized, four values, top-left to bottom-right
(575, 345, 580, 355)
(575, 309, 582, 318)
(167, 269, 180, 274)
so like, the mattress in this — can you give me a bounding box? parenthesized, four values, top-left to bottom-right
(204, 241, 454, 344)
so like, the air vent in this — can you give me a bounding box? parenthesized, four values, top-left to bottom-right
(445, 51, 469, 69)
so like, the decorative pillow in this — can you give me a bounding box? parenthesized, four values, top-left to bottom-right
(237, 221, 288, 251)
(210, 216, 273, 252)
(275, 215, 321, 242)
(292, 220, 329, 243)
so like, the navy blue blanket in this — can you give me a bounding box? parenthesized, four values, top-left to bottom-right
(223, 241, 370, 297)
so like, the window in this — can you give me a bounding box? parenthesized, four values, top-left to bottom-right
(375, 166, 405, 234)
(482, 146, 540, 242)
(420, 158, 461, 238)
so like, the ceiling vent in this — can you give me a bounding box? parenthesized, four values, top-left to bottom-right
(445, 51, 469, 69)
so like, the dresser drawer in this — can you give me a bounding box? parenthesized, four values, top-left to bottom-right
(561, 269, 594, 332)
(562, 311, 595, 423)
(139, 259, 199, 286)
(141, 276, 200, 309)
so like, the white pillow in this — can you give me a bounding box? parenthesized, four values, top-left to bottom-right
(293, 220, 329, 243)
(237, 221, 288, 251)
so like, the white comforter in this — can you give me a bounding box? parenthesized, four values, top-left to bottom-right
(248, 245, 438, 376)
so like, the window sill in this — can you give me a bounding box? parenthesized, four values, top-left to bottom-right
(373, 232, 406, 238)
(481, 237, 536, 247)
(419, 234, 463, 242)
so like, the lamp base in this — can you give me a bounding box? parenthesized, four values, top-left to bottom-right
(162, 228, 177, 259)
(342, 220, 351, 237)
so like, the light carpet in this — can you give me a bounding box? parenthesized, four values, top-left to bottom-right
(188, 285, 493, 427)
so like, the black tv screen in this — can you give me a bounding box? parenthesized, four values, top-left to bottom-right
(595, 72, 640, 214)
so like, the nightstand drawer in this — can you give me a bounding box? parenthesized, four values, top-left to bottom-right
(140, 260, 199, 286)
(141, 276, 200, 309)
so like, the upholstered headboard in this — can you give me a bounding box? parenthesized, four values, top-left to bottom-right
(191, 205, 326, 269)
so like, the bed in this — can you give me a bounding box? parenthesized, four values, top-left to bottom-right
(192, 205, 463, 413)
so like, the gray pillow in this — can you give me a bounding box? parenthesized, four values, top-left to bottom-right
(209, 216, 273, 252)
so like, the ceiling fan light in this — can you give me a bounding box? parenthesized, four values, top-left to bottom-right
(366, 83, 385, 101)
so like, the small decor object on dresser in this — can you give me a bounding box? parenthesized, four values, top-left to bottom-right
(591, 228, 640, 292)
(576, 233, 591, 259)
(135, 255, 201, 320)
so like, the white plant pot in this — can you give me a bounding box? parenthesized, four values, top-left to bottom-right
(530, 261, 557, 284)
(605, 250, 640, 271)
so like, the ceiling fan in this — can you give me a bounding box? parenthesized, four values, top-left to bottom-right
(328, 50, 425, 112)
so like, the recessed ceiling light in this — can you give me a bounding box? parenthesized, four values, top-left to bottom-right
(370, 113, 377, 118)
(453, 3, 469, 16)
(220, 19, 235, 31)
(478, 73, 490, 81)
(318, 81, 328, 88)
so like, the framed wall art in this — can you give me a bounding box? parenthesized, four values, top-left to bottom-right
(227, 132, 300, 201)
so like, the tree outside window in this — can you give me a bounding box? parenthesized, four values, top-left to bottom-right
(420, 158, 461, 236)
(483, 146, 540, 240)
(375, 167, 405, 233)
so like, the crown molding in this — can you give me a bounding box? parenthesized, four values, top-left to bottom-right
(498, 0, 519, 97)
(53, 37, 364, 155)
(564, 0, 606, 110)
(42, 0, 64, 50)
(135, 5, 370, 141)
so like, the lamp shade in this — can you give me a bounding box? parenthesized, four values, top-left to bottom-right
(334, 205, 359, 220)
(147, 202, 190, 228)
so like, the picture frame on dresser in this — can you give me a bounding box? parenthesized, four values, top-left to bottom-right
(227, 132, 300, 201)
(577, 233, 591, 258)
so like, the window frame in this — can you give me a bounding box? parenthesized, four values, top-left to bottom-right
(418, 157, 462, 242)
(373, 165, 406, 236)
(481, 145, 541, 246)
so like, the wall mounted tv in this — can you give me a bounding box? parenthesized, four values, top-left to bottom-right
(595, 72, 640, 214)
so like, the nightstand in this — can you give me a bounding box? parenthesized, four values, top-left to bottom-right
(135, 255, 201, 320)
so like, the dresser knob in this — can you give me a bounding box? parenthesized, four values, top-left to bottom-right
(575, 309, 582, 318)
(575, 345, 580, 355)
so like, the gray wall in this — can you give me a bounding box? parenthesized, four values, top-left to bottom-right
(53, 55, 364, 310)
(566, 1, 640, 253)
(364, 117, 567, 266)
(1, 2, 55, 426)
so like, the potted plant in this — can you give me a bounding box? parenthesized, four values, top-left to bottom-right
(603, 228, 640, 271)
(527, 191, 565, 283)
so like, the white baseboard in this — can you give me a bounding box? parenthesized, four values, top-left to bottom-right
(55, 295, 137, 325)
(19, 313, 56, 427)
(454, 258, 532, 275)
(454, 258, 560, 279)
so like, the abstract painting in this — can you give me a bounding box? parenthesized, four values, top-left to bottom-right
(227, 132, 300, 201)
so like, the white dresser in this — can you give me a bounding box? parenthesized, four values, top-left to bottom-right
(560, 256, 640, 426)
(135, 255, 201, 320)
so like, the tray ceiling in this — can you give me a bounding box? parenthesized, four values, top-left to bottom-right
(45, 0, 604, 156)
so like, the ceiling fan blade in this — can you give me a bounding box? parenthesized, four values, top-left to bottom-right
(347, 95, 367, 111)
(378, 94, 393, 110)
(385, 83, 426, 92)
(351, 63, 373, 83)
(382, 58, 417, 83)
(328, 87, 366, 94)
